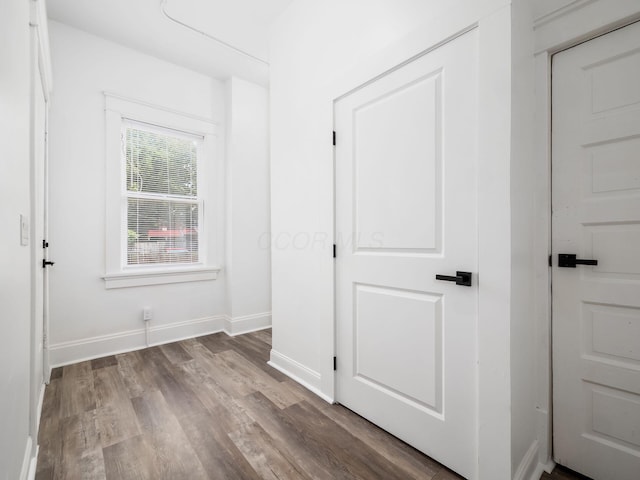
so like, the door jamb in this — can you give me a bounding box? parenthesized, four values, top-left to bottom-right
(534, 4, 640, 470)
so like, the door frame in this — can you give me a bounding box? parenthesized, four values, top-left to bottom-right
(28, 0, 53, 458)
(326, 5, 516, 479)
(533, 0, 640, 472)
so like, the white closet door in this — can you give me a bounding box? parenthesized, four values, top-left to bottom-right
(552, 20, 640, 480)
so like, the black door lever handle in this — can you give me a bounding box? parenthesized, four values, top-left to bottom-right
(435, 271, 472, 287)
(558, 254, 597, 268)
(42, 259, 55, 268)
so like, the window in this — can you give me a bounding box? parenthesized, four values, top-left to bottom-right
(124, 122, 201, 266)
(104, 94, 220, 288)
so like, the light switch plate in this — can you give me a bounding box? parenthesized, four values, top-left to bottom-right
(20, 214, 29, 246)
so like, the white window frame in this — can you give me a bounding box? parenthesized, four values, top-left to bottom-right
(103, 93, 221, 288)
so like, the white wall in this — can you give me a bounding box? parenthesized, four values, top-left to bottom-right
(47, 21, 228, 363)
(225, 77, 271, 328)
(0, 1, 34, 478)
(510, 1, 541, 478)
(269, 1, 521, 478)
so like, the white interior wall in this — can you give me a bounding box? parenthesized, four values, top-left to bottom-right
(269, 0, 509, 388)
(509, 1, 541, 478)
(0, 1, 35, 478)
(47, 21, 228, 364)
(225, 77, 271, 330)
(269, 1, 526, 478)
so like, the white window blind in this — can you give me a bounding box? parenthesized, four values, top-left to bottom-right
(123, 120, 203, 267)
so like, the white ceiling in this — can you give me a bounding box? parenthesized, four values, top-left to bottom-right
(46, 0, 294, 86)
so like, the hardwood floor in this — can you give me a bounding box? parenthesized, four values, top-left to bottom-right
(36, 329, 586, 480)
(542, 465, 593, 480)
(36, 330, 460, 479)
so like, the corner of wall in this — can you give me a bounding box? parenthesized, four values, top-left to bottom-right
(268, 348, 333, 404)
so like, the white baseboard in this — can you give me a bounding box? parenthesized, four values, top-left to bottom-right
(150, 315, 227, 346)
(268, 349, 333, 404)
(27, 445, 38, 480)
(20, 436, 33, 480)
(36, 382, 45, 433)
(514, 440, 544, 480)
(49, 312, 273, 367)
(49, 315, 226, 367)
(539, 459, 556, 478)
(225, 312, 272, 336)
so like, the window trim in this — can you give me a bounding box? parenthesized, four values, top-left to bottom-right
(103, 93, 221, 288)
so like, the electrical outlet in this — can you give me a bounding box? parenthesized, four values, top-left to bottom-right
(143, 307, 152, 322)
(20, 214, 29, 246)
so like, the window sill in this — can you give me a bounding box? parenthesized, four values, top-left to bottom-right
(103, 266, 220, 289)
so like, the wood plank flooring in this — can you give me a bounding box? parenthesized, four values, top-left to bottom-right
(542, 465, 594, 480)
(36, 329, 585, 480)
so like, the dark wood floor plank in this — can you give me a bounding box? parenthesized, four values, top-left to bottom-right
(224, 334, 289, 382)
(217, 349, 300, 408)
(197, 331, 233, 355)
(36, 418, 60, 477)
(34, 467, 54, 480)
(37, 379, 62, 476)
(137, 346, 208, 419)
(175, 357, 256, 432)
(179, 340, 259, 421)
(40, 377, 62, 430)
(238, 391, 343, 480)
(282, 380, 448, 479)
(59, 410, 106, 480)
(60, 361, 96, 418)
(178, 412, 262, 480)
(102, 435, 160, 480)
(158, 341, 193, 365)
(184, 340, 258, 399)
(250, 328, 272, 345)
(131, 391, 208, 480)
(542, 466, 593, 480)
(174, 358, 224, 412)
(433, 468, 465, 480)
(285, 400, 421, 480)
(115, 350, 157, 399)
(93, 366, 141, 448)
(229, 422, 313, 480)
(91, 356, 118, 370)
(318, 402, 444, 479)
(280, 378, 332, 411)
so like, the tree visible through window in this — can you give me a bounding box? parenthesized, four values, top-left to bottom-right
(124, 122, 202, 266)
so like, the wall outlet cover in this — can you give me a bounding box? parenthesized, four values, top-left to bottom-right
(20, 214, 29, 246)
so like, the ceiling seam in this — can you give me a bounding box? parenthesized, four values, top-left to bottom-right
(159, 0, 269, 66)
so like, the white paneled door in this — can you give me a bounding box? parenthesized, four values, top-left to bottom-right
(31, 42, 50, 440)
(335, 30, 478, 479)
(552, 21, 640, 480)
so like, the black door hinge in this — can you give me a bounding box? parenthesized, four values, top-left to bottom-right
(333, 244, 336, 258)
(548, 255, 552, 267)
(333, 356, 337, 371)
(332, 131, 336, 146)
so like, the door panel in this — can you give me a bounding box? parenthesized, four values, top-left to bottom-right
(552, 20, 640, 480)
(354, 284, 442, 412)
(335, 29, 478, 479)
(354, 72, 441, 252)
(30, 49, 49, 453)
